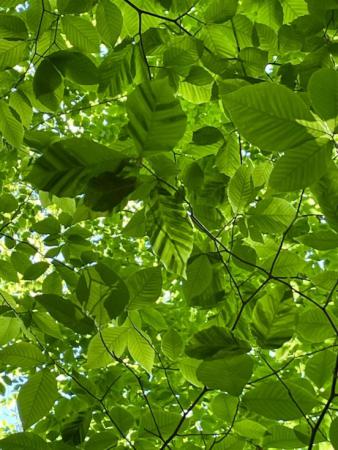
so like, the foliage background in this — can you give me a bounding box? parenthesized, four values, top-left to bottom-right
(0, 0, 337, 448)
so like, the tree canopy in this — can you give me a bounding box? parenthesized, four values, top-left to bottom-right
(0, 0, 337, 449)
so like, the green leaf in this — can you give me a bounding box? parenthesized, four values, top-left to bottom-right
(23, 262, 49, 280)
(0, 316, 20, 345)
(32, 217, 60, 235)
(84, 171, 137, 211)
(85, 431, 118, 450)
(0, 193, 18, 213)
(161, 329, 183, 360)
(146, 190, 193, 278)
(305, 349, 336, 389)
(96, 0, 123, 48)
(141, 308, 168, 331)
(183, 255, 213, 300)
(262, 424, 306, 449)
(49, 50, 99, 85)
(61, 410, 92, 445)
(197, 355, 253, 395)
(234, 419, 267, 439)
(223, 82, 315, 152)
(311, 270, 338, 291)
(0, 433, 47, 450)
(77, 263, 129, 323)
(35, 294, 95, 334)
(185, 326, 251, 359)
(185, 66, 213, 86)
(269, 139, 332, 191)
(18, 370, 58, 429)
(0, 99, 24, 148)
(123, 209, 146, 237)
(232, 243, 257, 272)
(0, 259, 18, 282)
(184, 260, 226, 308)
(178, 81, 212, 104)
(251, 289, 297, 348)
(163, 35, 202, 69)
(330, 417, 338, 450)
(228, 164, 255, 213)
(248, 197, 296, 234)
(27, 138, 127, 198)
(0, 14, 28, 40)
(0, 0, 22, 6)
(32, 312, 63, 340)
(263, 250, 305, 277)
(204, 0, 238, 23)
(298, 230, 338, 250)
(33, 59, 64, 111)
(0, 39, 27, 70)
(239, 47, 268, 78)
(86, 327, 128, 369)
(281, 0, 308, 23)
(0, 342, 46, 369)
(210, 393, 238, 422)
(308, 68, 338, 130)
(244, 380, 318, 420)
(98, 46, 133, 95)
(128, 326, 155, 373)
(297, 307, 336, 343)
(312, 163, 338, 231)
(53, 260, 79, 288)
(141, 409, 182, 440)
(57, 0, 95, 13)
(61, 16, 100, 53)
(9, 89, 32, 128)
(178, 357, 203, 387)
(203, 15, 252, 58)
(127, 79, 187, 153)
(128, 266, 162, 308)
(25, 0, 53, 33)
(192, 126, 223, 145)
(109, 406, 134, 434)
(216, 133, 241, 177)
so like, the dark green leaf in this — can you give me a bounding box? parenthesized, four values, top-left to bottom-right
(57, 0, 96, 13)
(0, 14, 28, 40)
(49, 50, 99, 85)
(33, 59, 64, 111)
(185, 326, 251, 359)
(23, 262, 49, 280)
(35, 294, 95, 334)
(27, 138, 128, 198)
